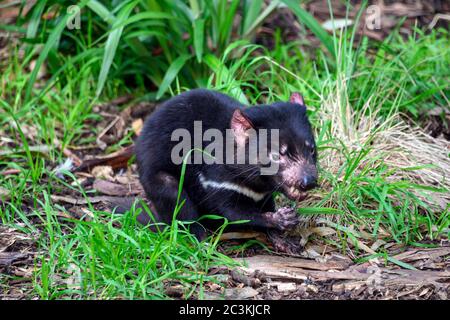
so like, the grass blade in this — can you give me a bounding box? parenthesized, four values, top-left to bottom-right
(281, 0, 335, 57)
(193, 18, 205, 63)
(95, 0, 137, 97)
(25, 0, 47, 41)
(24, 13, 68, 102)
(87, 0, 114, 23)
(243, 0, 279, 39)
(242, 0, 263, 33)
(203, 53, 248, 104)
(297, 207, 344, 215)
(156, 54, 192, 99)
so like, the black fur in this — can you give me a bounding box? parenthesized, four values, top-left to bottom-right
(135, 89, 317, 239)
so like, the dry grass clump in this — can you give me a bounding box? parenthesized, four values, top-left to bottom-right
(294, 78, 449, 246)
(381, 125, 449, 205)
(315, 78, 448, 207)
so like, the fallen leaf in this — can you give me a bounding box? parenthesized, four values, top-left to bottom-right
(132, 118, 143, 136)
(224, 287, 259, 300)
(91, 166, 114, 180)
(0, 186, 10, 201)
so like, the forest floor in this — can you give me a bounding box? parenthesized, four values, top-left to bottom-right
(1, 96, 448, 300)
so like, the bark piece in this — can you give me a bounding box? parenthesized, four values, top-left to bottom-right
(0, 252, 29, 266)
(392, 247, 450, 263)
(76, 145, 134, 172)
(234, 255, 450, 289)
(224, 287, 259, 300)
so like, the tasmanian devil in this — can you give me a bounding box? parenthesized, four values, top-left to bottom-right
(135, 89, 318, 240)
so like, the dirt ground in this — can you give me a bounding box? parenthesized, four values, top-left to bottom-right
(1, 70, 449, 301)
(1, 81, 449, 300)
(1, 103, 449, 300)
(2, 221, 449, 300)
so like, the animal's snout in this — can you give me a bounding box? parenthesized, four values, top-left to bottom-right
(300, 174, 317, 190)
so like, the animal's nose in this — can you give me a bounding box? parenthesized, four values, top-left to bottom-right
(300, 175, 317, 190)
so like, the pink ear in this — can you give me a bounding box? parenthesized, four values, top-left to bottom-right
(290, 92, 305, 106)
(230, 109, 253, 132)
(230, 109, 253, 146)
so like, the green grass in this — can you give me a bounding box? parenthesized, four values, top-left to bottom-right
(236, 26, 449, 248)
(0, 47, 237, 299)
(32, 195, 235, 299)
(1, 1, 449, 299)
(349, 28, 450, 117)
(7, 0, 336, 103)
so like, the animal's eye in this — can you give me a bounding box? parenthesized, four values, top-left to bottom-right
(310, 147, 315, 156)
(270, 152, 281, 162)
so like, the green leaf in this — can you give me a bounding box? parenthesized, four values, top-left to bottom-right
(123, 30, 166, 40)
(218, 0, 240, 49)
(242, 0, 263, 33)
(193, 18, 205, 63)
(243, 0, 279, 39)
(112, 11, 174, 30)
(156, 54, 192, 99)
(26, 0, 47, 41)
(24, 14, 68, 102)
(398, 84, 449, 111)
(87, 0, 115, 24)
(387, 256, 418, 270)
(281, 0, 335, 57)
(189, 0, 201, 18)
(95, 0, 138, 97)
(0, 24, 26, 33)
(203, 54, 249, 104)
(297, 207, 344, 215)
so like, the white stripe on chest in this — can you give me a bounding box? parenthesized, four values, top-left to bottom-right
(198, 173, 267, 202)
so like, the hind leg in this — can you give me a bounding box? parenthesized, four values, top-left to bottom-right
(140, 172, 206, 239)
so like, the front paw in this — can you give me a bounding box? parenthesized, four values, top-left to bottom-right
(263, 207, 300, 231)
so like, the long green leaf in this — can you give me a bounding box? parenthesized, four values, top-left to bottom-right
(95, 0, 137, 97)
(193, 18, 205, 63)
(156, 54, 192, 99)
(112, 11, 174, 30)
(243, 0, 279, 39)
(26, 0, 47, 41)
(24, 14, 68, 102)
(387, 256, 418, 271)
(203, 54, 249, 104)
(281, 0, 335, 57)
(242, 0, 263, 33)
(398, 84, 449, 110)
(218, 0, 240, 49)
(87, 0, 115, 24)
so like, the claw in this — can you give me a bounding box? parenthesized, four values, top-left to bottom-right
(270, 207, 300, 231)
